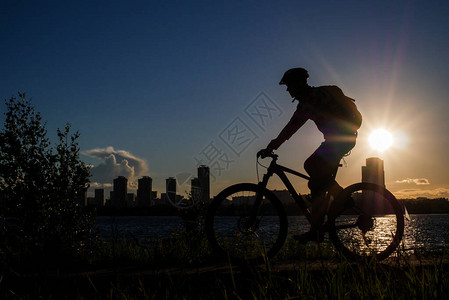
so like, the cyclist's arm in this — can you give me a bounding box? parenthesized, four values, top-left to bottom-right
(267, 109, 308, 150)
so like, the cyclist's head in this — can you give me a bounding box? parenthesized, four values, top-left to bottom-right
(279, 68, 309, 86)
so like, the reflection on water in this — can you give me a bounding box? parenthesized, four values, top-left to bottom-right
(290, 214, 448, 251)
(331, 215, 401, 257)
(403, 214, 449, 250)
(96, 214, 449, 250)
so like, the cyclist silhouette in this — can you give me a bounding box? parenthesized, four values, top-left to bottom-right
(258, 68, 361, 243)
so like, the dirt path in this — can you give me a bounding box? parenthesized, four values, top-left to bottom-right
(41, 255, 448, 280)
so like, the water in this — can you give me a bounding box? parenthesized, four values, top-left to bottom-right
(96, 214, 449, 250)
(402, 214, 449, 250)
(96, 216, 184, 241)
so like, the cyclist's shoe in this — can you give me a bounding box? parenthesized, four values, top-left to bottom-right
(293, 229, 324, 244)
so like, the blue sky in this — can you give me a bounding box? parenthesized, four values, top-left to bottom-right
(2, 0, 449, 199)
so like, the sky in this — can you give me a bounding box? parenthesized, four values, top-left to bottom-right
(1, 0, 449, 199)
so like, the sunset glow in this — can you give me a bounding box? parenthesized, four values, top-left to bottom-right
(2, 1, 449, 200)
(369, 129, 393, 152)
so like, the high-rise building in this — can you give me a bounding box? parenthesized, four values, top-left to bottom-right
(362, 157, 385, 187)
(137, 176, 153, 207)
(94, 188, 105, 206)
(198, 165, 210, 202)
(113, 176, 128, 208)
(166, 177, 176, 204)
(362, 157, 389, 214)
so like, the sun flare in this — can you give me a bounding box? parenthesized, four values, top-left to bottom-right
(369, 129, 393, 152)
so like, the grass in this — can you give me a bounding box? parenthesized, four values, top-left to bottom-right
(1, 228, 448, 299)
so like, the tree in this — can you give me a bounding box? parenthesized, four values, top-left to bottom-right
(0, 93, 95, 264)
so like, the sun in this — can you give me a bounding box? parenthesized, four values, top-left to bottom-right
(369, 129, 393, 152)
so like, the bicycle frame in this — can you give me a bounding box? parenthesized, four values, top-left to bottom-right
(206, 153, 405, 262)
(256, 156, 313, 222)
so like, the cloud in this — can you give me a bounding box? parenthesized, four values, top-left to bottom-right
(90, 182, 112, 189)
(395, 178, 430, 185)
(83, 147, 149, 189)
(393, 188, 449, 199)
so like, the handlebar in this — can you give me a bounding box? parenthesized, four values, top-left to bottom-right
(257, 149, 278, 160)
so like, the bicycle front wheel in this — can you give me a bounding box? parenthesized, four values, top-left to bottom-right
(205, 183, 288, 263)
(328, 183, 404, 261)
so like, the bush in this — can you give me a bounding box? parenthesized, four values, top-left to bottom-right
(0, 93, 96, 268)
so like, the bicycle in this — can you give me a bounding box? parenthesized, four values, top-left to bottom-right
(205, 152, 405, 263)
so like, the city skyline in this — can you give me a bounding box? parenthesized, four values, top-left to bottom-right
(87, 165, 211, 208)
(84, 158, 414, 209)
(2, 2, 449, 200)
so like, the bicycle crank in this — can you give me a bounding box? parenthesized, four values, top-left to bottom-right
(356, 214, 374, 234)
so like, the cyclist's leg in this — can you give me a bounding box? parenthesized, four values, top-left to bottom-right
(294, 143, 333, 242)
(325, 136, 357, 206)
(298, 140, 355, 242)
(304, 144, 335, 229)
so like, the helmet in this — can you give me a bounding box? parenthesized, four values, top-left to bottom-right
(279, 68, 309, 85)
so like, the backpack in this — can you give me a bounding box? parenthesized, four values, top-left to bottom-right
(321, 85, 362, 132)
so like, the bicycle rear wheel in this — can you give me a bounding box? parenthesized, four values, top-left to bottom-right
(328, 183, 404, 261)
(205, 183, 288, 264)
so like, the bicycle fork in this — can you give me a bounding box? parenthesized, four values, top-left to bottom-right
(242, 171, 273, 230)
